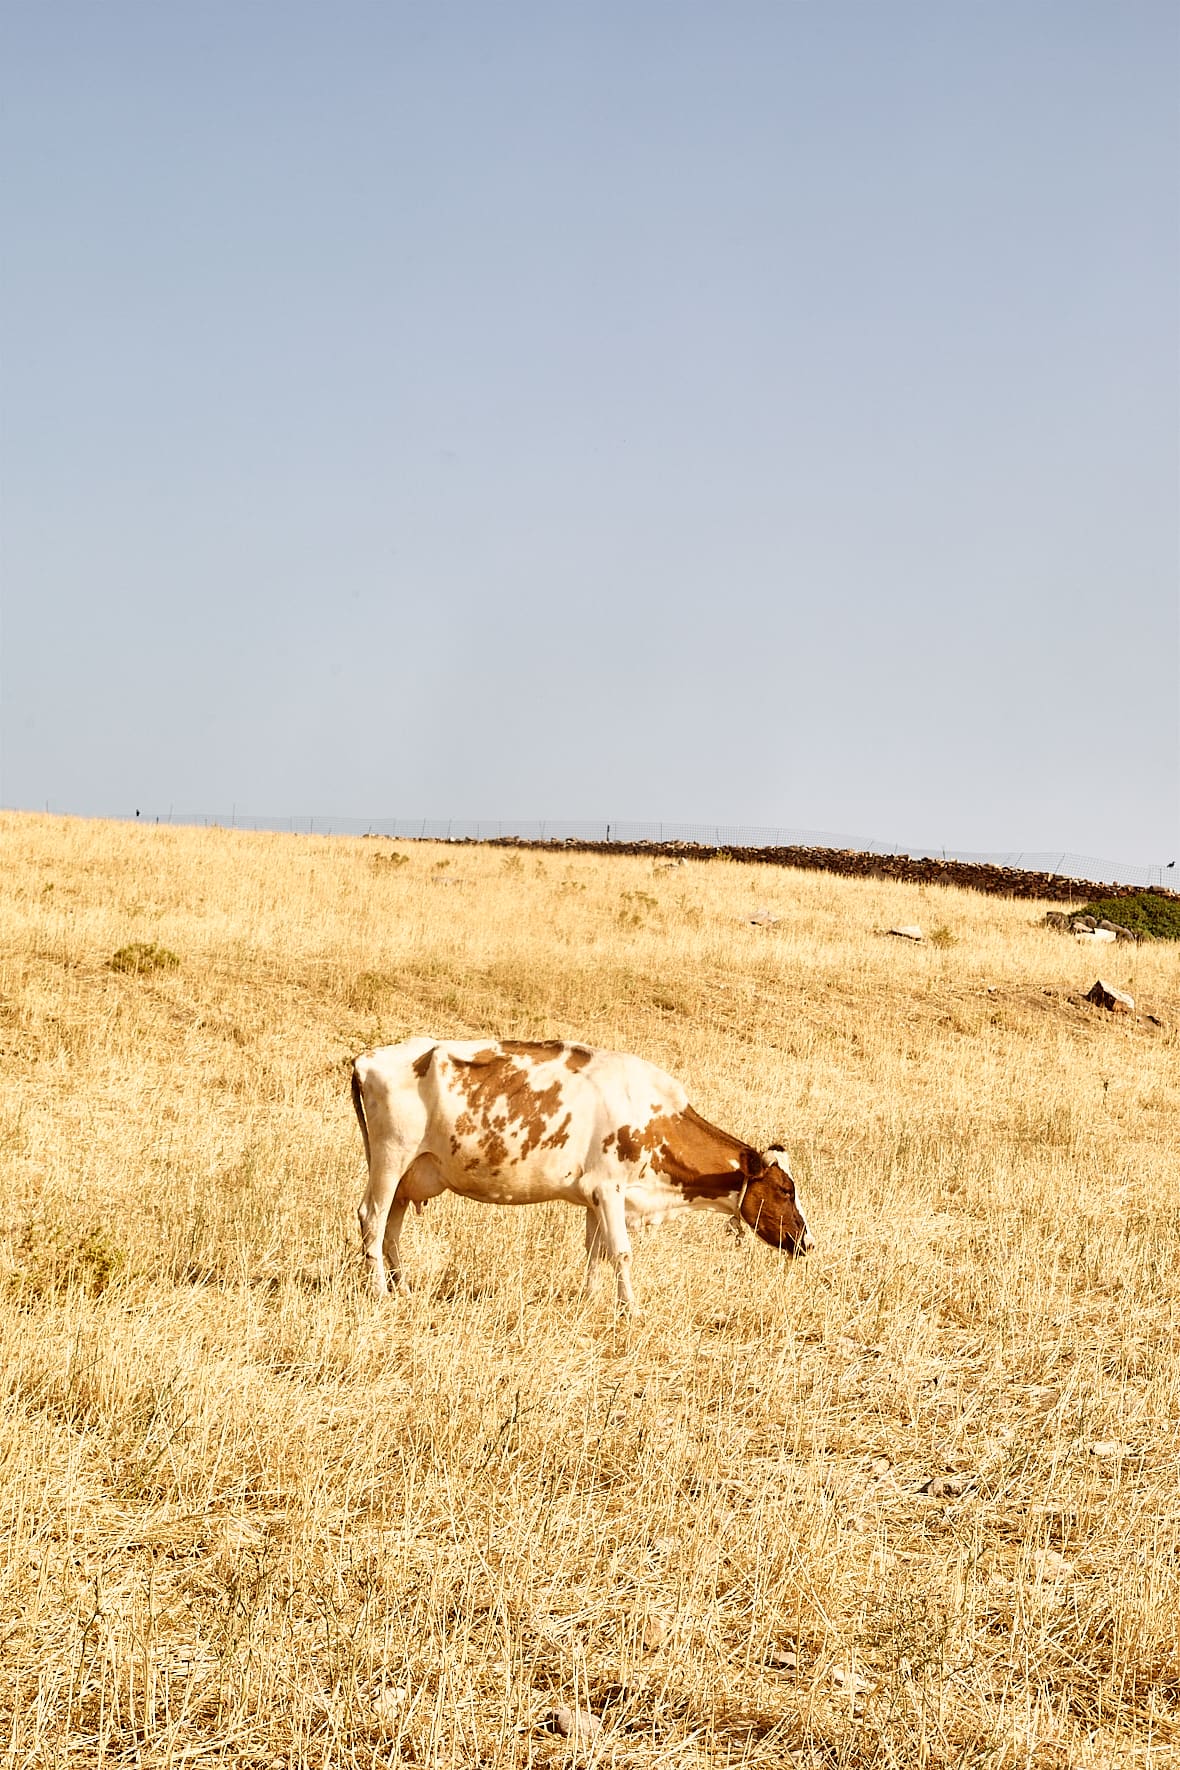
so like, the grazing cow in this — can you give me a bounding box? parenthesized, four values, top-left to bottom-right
(351, 1037, 813, 1310)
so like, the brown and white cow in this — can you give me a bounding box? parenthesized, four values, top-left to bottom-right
(351, 1037, 813, 1310)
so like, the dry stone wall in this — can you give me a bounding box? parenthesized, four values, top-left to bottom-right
(448, 836, 1174, 906)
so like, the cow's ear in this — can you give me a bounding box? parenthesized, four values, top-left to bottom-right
(740, 1148, 765, 1178)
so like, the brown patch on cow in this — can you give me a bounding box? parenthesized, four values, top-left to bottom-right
(540, 1111, 572, 1150)
(602, 1106, 752, 1197)
(452, 1047, 500, 1067)
(412, 1046, 435, 1079)
(608, 1124, 641, 1162)
(501, 1039, 593, 1073)
(739, 1167, 809, 1253)
(444, 1046, 565, 1164)
(502, 1039, 564, 1061)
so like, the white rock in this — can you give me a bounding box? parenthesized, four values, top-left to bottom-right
(889, 926, 924, 941)
(765, 1645, 799, 1671)
(371, 1686, 407, 1729)
(1089, 1438, 1132, 1459)
(920, 1473, 970, 1498)
(547, 1706, 601, 1740)
(830, 1664, 871, 1694)
(1031, 1549, 1073, 1582)
(1075, 927, 1117, 943)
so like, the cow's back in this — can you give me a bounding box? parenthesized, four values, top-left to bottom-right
(357, 1038, 685, 1203)
(356, 1036, 694, 1192)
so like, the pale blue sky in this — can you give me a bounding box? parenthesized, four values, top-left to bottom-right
(2, 2, 1177, 863)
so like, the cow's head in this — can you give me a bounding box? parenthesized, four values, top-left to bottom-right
(738, 1145, 813, 1256)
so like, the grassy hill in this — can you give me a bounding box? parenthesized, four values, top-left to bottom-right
(1, 811, 1177, 1767)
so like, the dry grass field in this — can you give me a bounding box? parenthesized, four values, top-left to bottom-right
(1, 811, 1178, 1769)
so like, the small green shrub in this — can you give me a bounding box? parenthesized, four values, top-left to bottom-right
(347, 971, 395, 1013)
(928, 926, 958, 948)
(110, 941, 180, 975)
(616, 890, 659, 929)
(1080, 894, 1180, 941)
(371, 849, 409, 869)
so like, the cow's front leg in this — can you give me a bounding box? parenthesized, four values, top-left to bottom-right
(591, 1183, 637, 1315)
(583, 1207, 605, 1298)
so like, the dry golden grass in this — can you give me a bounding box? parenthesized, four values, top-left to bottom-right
(1, 810, 1178, 1769)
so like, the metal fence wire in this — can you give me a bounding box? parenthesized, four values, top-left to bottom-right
(89, 810, 1174, 891)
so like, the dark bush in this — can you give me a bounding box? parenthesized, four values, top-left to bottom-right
(110, 941, 180, 974)
(1080, 895, 1180, 941)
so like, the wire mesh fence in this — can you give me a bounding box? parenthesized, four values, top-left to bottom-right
(70, 808, 1175, 891)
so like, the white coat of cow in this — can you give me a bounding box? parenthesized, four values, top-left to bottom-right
(351, 1037, 813, 1310)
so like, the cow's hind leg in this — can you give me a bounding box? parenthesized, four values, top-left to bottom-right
(583, 1208, 606, 1298)
(357, 1145, 413, 1299)
(590, 1182, 637, 1314)
(378, 1155, 442, 1292)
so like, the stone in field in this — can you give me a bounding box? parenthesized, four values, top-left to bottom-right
(1085, 979, 1134, 1013)
(1031, 1549, 1073, 1582)
(830, 1664, 871, 1694)
(920, 1473, 970, 1498)
(546, 1706, 602, 1741)
(889, 925, 924, 941)
(371, 1685, 407, 1730)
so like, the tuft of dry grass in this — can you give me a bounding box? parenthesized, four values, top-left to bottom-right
(0, 810, 1177, 1768)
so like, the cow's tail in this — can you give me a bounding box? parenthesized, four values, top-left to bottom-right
(350, 1062, 371, 1169)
